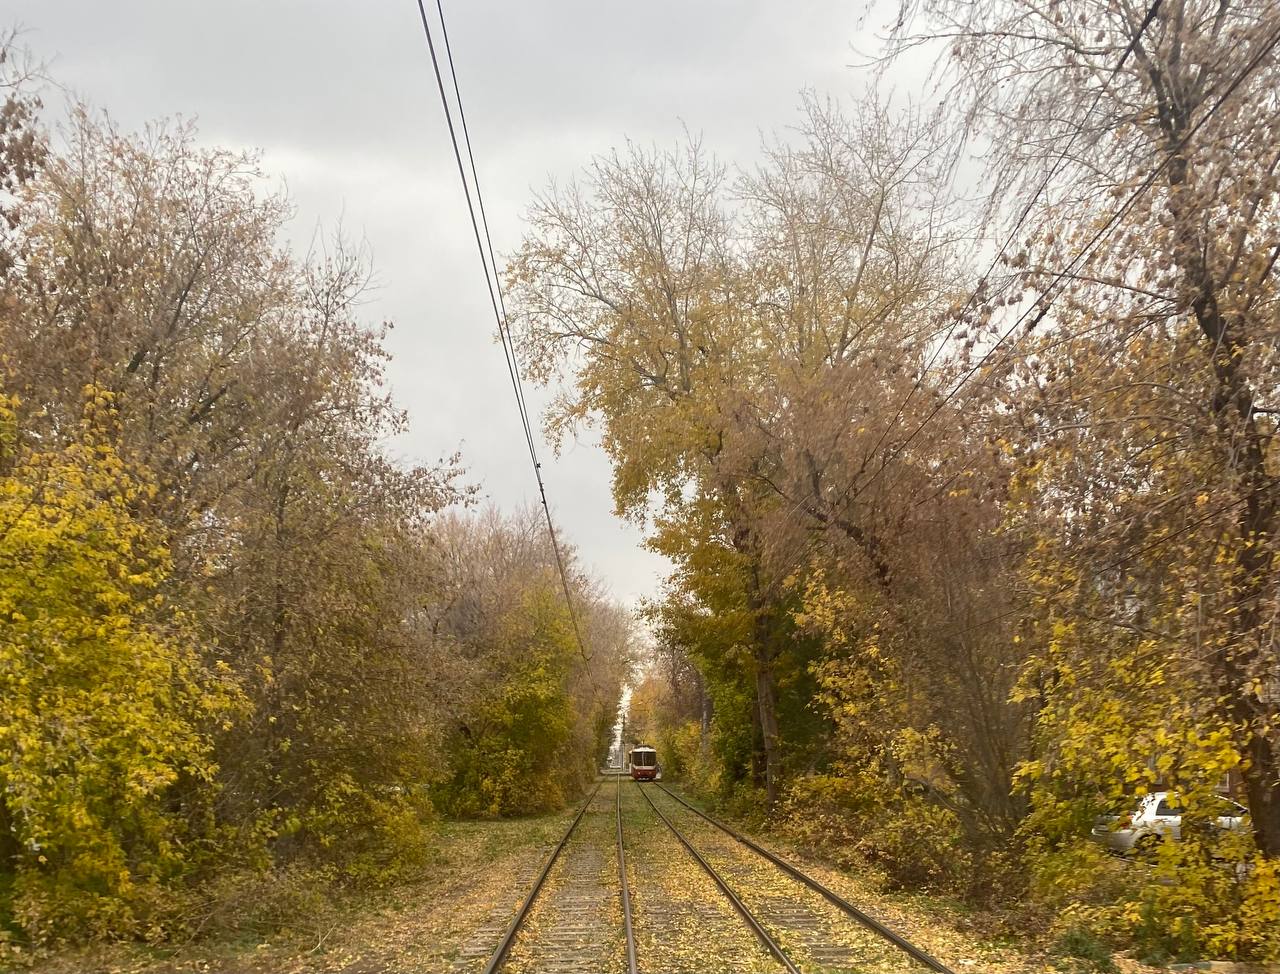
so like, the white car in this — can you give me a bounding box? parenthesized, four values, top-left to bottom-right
(1091, 792, 1248, 855)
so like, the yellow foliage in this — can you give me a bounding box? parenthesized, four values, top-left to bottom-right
(0, 392, 241, 939)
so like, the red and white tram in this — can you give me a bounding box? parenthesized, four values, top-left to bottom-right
(627, 745, 658, 781)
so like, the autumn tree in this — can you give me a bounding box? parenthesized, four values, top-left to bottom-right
(0, 391, 240, 938)
(0, 31, 43, 278)
(507, 96, 1020, 819)
(507, 131, 793, 792)
(0, 82, 465, 935)
(4, 107, 294, 538)
(886, 0, 1280, 858)
(734, 97, 1033, 840)
(424, 507, 634, 816)
(0, 35, 632, 947)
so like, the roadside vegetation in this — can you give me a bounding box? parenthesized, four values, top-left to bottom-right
(513, 0, 1280, 966)
(4, 0, 1280, 968)
(0, 37, 631, 956)
(23, 808, 583, 974)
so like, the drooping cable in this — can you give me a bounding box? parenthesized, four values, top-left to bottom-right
(412, 0, 596, 672)
(762, 8, 1280, 619)
(759, 0, 1167, 544)
(849, 0, 1166, 505)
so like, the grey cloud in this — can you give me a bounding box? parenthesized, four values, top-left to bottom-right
(11, 0, 891, 607)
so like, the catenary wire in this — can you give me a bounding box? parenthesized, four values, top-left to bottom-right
(754, 12, 1278, 625)
(412, 0, 596, 670)
(751, 0, 1168, 552)
(852, 0, 1166, 500)
(431, 0, 539, 462)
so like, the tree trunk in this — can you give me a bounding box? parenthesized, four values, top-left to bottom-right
(749, 682, 765, 789)
(722, 482, 783, 806)
(1241, 728, 1280, 857)
(745, 558, 781, 805)
(1163, 146, 1280, 858)
(753, 639, 781, 805)
(699, 677, 711, 752)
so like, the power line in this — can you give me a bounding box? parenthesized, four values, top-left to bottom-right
(812, 17, 1280, 637)
(431, 0, 597, 668)
(942, 494, 1247, 642)
(412, 0, 596, 671)
(431, 0, 539, 464)
(756, 9, 1278, 608)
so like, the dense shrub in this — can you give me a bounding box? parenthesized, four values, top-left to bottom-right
(0, 394, 241, 940)
(778, 774, 991, 897)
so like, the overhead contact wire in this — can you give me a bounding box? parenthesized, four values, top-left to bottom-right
(852, 0, 1165, 504)
(412, 0, 596, 671)
(432, 0, 539, 460)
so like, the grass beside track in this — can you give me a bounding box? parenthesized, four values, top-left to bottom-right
(653, 782, 1182, 974)
(19, 781, 1175, 974)
(15, 809, 578, 974)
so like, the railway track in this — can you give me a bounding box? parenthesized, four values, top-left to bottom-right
(645, 783, 955, 974)
(465, 777, 956, 974)
(473, 779, 636, 974)
(617, 773, 639, 974)
(635, 778, 803, 974)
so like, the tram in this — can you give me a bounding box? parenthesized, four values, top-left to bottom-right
(627, 744, 658, 781)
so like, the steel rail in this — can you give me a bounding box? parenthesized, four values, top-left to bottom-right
(654, 783, 956, 974)
(636, 782, 802, 974)
(616, 774, 639, 974)
(479, 782, 601, 974)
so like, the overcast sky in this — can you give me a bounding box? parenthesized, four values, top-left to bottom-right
(12, 1, 914, 610)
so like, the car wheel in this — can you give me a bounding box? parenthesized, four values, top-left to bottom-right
(1133, 833, 1163, 861)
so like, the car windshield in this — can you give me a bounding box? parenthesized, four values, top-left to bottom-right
(1150, 794, 1243, 817)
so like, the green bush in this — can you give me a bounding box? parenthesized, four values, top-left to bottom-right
(435, 589, 580, 818)
(1049, 925, 1118, 973)
(778, 773, 989, 896)
(1024, 811, 1280, 964)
